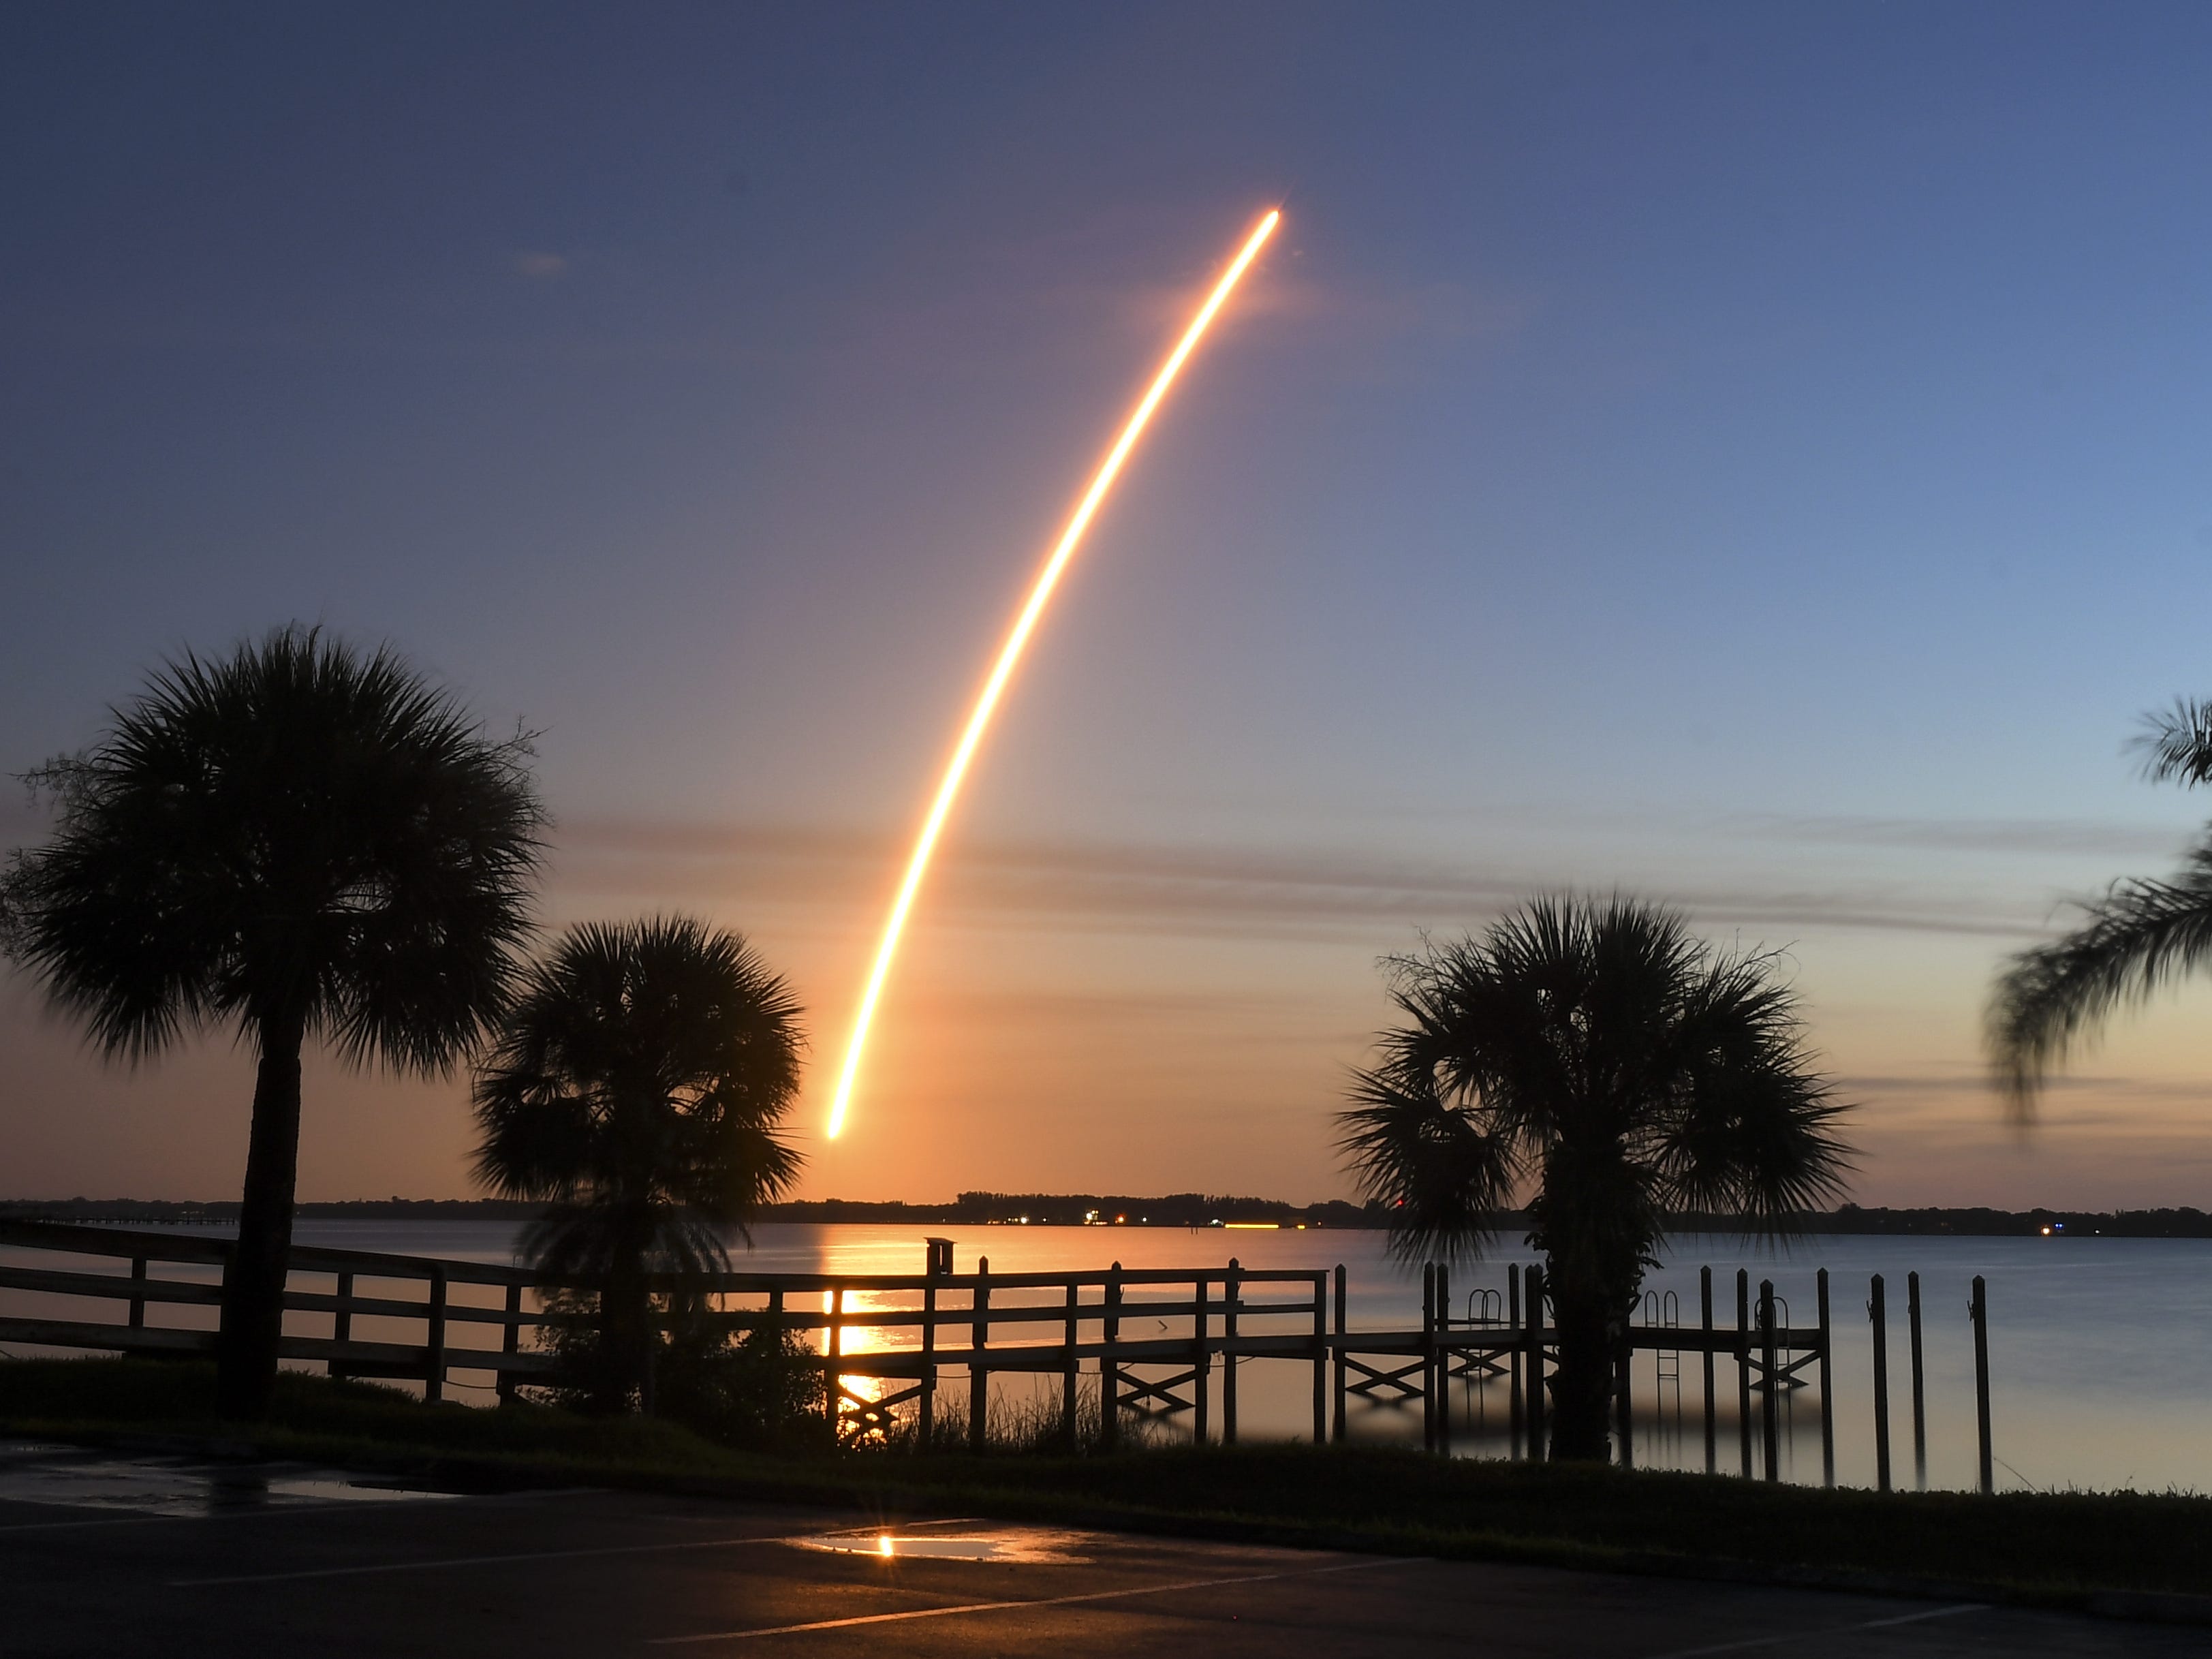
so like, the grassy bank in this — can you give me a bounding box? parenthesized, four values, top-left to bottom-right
(3, 1359, 2207, 1611)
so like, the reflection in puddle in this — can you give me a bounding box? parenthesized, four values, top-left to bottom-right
(792, 1524, 1091, 1564)
(0, 1442, 458, 1517)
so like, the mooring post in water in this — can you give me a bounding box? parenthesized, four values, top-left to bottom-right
(1420, 1263, 1437, 1453)
(1869, 1273, 1890, 1493)
(1311, 1270, 1328, 1444)
(1525, 1264, 1547, 1457)
(969, 1257, 991, 1453)
(1758, 1277, 1779, 1483)
(1817, 1268, 1835, 1488)
(1907, 1269, 1927, 1490)
(1331, 1264, 1348, 1444)
(1700, 1265, 1716, 1474)
(1510, 1265, 1525, 1461)
(1193, 1272, 1211, 1446)
(1223, 1258, 1241, 1447)
(1736, 1268, 1754, 1478)
(1102, 1262, 1123, 1453)
(1972, 1275, 1993, 1495)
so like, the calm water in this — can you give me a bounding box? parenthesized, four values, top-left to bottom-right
(8, 1220, 2209, 1496)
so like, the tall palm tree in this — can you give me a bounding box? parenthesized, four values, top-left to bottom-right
(472, 916, 805, 1412)
(1, 627, 544, 1417)
(1338, 896, 1852, 1461)
(1991, 698, 2212, 1111)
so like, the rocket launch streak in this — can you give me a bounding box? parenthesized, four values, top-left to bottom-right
(824, 208, 1281, 1138)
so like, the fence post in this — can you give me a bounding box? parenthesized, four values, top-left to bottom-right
(1972, 1275, 1993, 1495)
(920, 1277, 938, 1448)
(1817, 1267, 1834, 1489)
(1700, 1265, 1715, 1475)
(1509, 1265, 1525, 1461)
(1332, 1264, 1348, 1444)
(1062, 1280, 1080, 1450)
(425, 1265, 448, 1405)
(498, 1279, 522, 1404)
(1102, 1262, 1123, 1453)
(1758, 1277, 1778, 1483)
(1736, 1269, 1753, 1478)
(1223, 1258, 1241, 1446)
(1420, 1264, 1437, 1453)
(969, 1258, 991, 1453)
(1311, 1271, 1328, 1444)
(1869, 1273, 1890, 1493)
(127, 1256, 147, 1331)
(1525, 1264, 1546, 1458)
(826, 1284, 845, 1439)
(1193, 1273, 1211, 1446)
(1435, 1261, 1452, 1456)
(1907, 1270, 1927, 1491)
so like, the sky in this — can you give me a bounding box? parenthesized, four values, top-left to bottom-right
(6, 2, 2212, 1209)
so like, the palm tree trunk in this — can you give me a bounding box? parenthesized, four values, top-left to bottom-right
(216, 1009, 305, 1418)
(1547, 1284, 1616, 1461)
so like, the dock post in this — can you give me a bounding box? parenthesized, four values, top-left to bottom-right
(1509, 1266, 1524, 1460)
(424, 1264, 448, 1405)
(826, 1284, 845, 1438)
(1063, 1280, 1081, 1450)
(1193, 1273, 1211, 1446)
(1331, 1264, 1348, 1444)
(127, 1256, 147, 1331)
(498, 1280, 522, 1404)
(969, 1258, 991, 1453)
(1311, 1271, 1328, 1444)
(920, 1277, 938, 1448)
(335, 1270, 354, 1349)
(1817, 1268, 1835, 1488)
(1907, 1270, 1927, 1490)
(1222, 1259, 1241, 1446)
(1869, 1273, 1890, 1492)
(1435, 1262, 1452, 1456)
(1736, 1269, 1753, 1478)
(1972, 1275, 1993, 1495)
(1615, 1317, 1633, 1470)
(1525, 1265, 1546, 1459)
(1700, 1265, 1715, 1474)
(1421, 1264, 1437, 1453)
(1102, 1262, 1123, 1453)
(1758, 1277, 1778, 1482)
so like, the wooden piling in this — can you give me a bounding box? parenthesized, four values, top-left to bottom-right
(1972, 1274, 1993, 1495)
(334, 1270, 354, 1348)
(1224, 1258, 1241, 1446)
(1193, 1273, 1210, 1446)
(1331, 1264, 1348, 1444)
(1311, 1270, 1328, 1444)
(1615, 1320, 1633, 1470)
(1699, 1265, 1715, 1475)
(1869, 1273, 1890, 1492)
(1525, 1264, 1546, 1458)
(1102, 1262, 1123, 1453)
(425, 1264, 447, 1404)
(127, 1256, 146, 1331)
(1817, 1268, 1835, 1488)
(1435, 1261, 1451, 1456)
(1758, 1277, 1778, 1483)
(1509, 1265, 1525, 1461)
(498, 1280, 522, 1404)
(1062, 1280, 1080, 1449)
(920, 1278, 938, 1447)
(826, 1284, 845, 1436)
(1907, 1269, 1927, 1491)
(969, 1257, 991, 1453)
(1736, 1269, 1753, 1478)
(1421, 1264, 1437, 1453)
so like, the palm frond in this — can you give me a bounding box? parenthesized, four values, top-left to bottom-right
(2133, 698, 2212, 788)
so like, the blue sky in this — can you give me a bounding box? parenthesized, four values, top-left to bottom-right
(6, 3, 2212, 1205)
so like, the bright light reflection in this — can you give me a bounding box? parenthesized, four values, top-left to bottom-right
(824, 207, 1283, 1138)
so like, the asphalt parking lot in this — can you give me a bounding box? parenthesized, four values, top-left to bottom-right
(0, 1442, 2198, 1657)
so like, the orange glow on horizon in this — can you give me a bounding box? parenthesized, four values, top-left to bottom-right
(824, 207, 1282, 1139)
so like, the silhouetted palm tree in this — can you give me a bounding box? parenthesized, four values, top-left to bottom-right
(1, 627, 544, 1417)
(472, 916, 805, 1412)
(1338, 897, 1852, 1461)
(1991, 698, 2212, 1111)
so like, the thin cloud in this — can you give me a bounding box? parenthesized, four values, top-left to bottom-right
(512, 251, 569, 279)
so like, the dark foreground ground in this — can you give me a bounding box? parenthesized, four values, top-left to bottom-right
(0, 1442, 2200, 1658)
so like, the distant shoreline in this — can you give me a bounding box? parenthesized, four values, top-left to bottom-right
(5, 1195, 2211, 1237)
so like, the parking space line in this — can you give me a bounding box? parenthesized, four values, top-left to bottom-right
(653, 1553, 1430, 1645)
(1646, 1602, 1989, 1657)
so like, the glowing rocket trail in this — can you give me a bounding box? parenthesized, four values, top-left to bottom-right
(825, 208, 1281, 1139)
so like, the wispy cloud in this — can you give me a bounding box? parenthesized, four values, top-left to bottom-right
(512, 250, 568, 279)
(1739, 813, 2197, 859)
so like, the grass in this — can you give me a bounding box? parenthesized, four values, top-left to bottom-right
(3, 1358, 2208, 1611)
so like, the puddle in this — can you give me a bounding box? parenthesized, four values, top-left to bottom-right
(0, 1441, 458, 1518)
(792, 1523, 1092, 1564)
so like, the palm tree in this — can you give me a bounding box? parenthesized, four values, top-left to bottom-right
(471, 916, 805, 1412)
(1337, 896, 1852, 1461)
(1, 627, 544, 1418)
(1991, 698, 2212, 1111)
